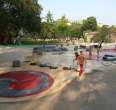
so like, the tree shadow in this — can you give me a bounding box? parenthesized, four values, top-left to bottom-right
(51, 74, 111, 110)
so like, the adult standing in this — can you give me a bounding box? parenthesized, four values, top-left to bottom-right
(88, 46, 92, 59)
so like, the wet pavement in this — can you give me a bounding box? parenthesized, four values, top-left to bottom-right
(0, 46, 116, 110)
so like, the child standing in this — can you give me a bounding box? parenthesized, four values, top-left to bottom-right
(78, 51, 85, 77)
(73, 52, 79, 71)
(74, 52, 79, 60)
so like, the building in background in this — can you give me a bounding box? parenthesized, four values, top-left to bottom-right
(110, 32, 116, 43)
(84, 31, 98, 43)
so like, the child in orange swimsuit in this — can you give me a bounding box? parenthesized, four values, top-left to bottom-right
(78, 51, 85, 77)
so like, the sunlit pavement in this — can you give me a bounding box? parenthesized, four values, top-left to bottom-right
(0, 47, 116, 110)
(0, 47, 78, 103)
(0, 65, 116, 110)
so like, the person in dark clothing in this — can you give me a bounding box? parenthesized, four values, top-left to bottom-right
(74, 52, 79, 60)
(99, 41, 103, 52)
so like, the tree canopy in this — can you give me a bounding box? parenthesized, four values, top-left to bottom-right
(0, 2, 113, 45)
(0, 0, 42, 44)
(92, 25, 110, 42)
(82, 16, 97, 31)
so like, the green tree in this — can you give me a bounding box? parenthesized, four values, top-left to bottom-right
(82, 16, 97, 31)
(46, 10, 53, 23)
(69, 22, 83, 39)
(40, 11, 55, 40)
(110, 25, 116, 33)
(93, 25, 110, 42)
(0, 0, 42, 44)
(56, 15, 69, 39)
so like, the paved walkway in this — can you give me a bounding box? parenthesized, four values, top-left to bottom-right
(0, 47, 116, 110)
(0, 65, 116, 110)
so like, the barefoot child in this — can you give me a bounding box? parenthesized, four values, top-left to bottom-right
(78, 51, 85, 77)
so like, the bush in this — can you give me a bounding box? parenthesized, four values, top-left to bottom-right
(21, 40, 60, 45)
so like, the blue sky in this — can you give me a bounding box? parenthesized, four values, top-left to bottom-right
(39, 0, 116, 25)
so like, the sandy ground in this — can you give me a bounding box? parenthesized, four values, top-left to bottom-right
(0, 47, 116, 110)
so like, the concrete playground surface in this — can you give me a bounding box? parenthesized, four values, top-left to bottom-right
(0, 46, 116, 110)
